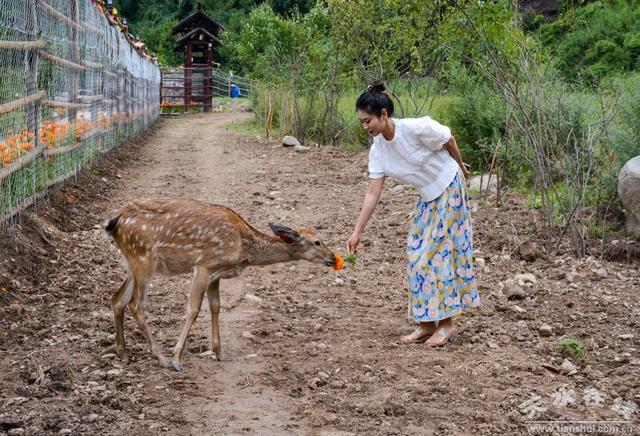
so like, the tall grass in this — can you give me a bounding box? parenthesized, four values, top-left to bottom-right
(249, 81, 452, 149)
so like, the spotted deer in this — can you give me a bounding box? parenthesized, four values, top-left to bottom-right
(104, 198, 337, 370)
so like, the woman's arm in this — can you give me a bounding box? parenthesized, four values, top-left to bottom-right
(443, 135, 470, 178)
(347, 177, 385, 253)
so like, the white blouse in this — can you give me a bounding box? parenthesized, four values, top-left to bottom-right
(368, 116, 459, 202)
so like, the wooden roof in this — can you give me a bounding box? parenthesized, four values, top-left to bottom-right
(172, 10, 223, 36)
(173, 27, 221, 52)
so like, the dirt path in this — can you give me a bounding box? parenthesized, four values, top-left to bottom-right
(1, 109, 639, 435)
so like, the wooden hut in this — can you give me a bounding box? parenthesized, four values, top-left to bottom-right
(171, 10, 223, 111)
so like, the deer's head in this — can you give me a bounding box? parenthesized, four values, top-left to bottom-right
(269, 223, 337, 267)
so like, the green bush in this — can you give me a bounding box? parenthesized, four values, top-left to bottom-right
(589, 72, 640, 204)
(434, 67, 506, 171)
(539, 0, 640, 84)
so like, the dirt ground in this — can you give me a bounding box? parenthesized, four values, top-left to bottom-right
(1, 109, 638, 435)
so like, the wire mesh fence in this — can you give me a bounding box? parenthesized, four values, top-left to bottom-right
(0, 0, 160, 223)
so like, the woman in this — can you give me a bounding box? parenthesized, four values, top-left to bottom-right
(346, 81, 481, 347)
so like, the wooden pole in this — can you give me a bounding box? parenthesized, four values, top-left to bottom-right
(185, 44, 192, 113)
(204, 44, 212, 112)
(24, 0, 40, 204)
(69, 0, 80, 123)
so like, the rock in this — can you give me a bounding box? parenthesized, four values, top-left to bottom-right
(309, 377, 322, 389)
(199, 350, 213, 357)
(241, 331, 256, 341)
(468, 174, 497, 194)
(511, 305, 527, 314)
(538, 323, 553, 337)
(293, 145, 310, 153)
(326, 413, 338, 424)
(84, 413, 99, 423)
(476, 258, 486, 268)
(90, 369, 106, 379)
(565, 272, 577, 283)
(101, 353, 116, 360)
(282, 135, 301, 147)
(244, 293, 262, 304)
(4, 397, 28, 407)
(618, 155, 640, 235)
(504, 281, 527, 300)
(518, 241, 543, 262)
(314, 342, 328, 351)
(515, 273, 537, 286)
(618, 334, 635, 340)
(58, 429, 72, 435)
(318, 371, 330, 379)
(541, 363, 559, 373)
(8, 429, 25, 436)
(593, 268, 608, 279)
(329, 380, 346, 389)
(334, 278, 345, 286)
(106, 369, 122, 377)
(273, 331, 284, 338)
(487, 341, 499, 349)
(560, 359, 578, 376)
(90, 385, 107, 393)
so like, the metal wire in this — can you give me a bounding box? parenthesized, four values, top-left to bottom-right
(0, 0, 160, 223)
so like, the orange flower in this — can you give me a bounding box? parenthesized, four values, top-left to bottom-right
(1, 150, 12, 167)
(333, 253, 344, 271)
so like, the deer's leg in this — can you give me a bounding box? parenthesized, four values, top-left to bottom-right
(128, 273, 171, 368)
(172, 267, 209, 371)
(111, 275, 133, 359)
(206, 278, 228, 362)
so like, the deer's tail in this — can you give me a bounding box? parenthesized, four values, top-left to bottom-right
(104, 215, 120, 234)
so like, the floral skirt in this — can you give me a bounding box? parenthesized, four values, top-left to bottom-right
(406, 171, 481, 322)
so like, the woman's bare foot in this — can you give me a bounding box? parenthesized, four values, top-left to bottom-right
(400, 322, 437, 344)
(425, 318, 457, 347)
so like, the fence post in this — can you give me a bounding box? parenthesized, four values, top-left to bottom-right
(24, 0, 39, 134)
(69, 0, 80, 129)
(24, 0, 39, 201)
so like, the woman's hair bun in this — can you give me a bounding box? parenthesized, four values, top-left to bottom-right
(367, 80, 386, 93)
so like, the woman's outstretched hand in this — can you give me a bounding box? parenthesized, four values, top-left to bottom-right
(461, 165, 470, 179)
(347, 231, 361, 254)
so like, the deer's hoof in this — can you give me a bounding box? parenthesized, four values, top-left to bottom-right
(216, 355, 231, 363)
(113, 346, 126, 360)
(172, 362, 185, 372)
(159, 359, 173, 369)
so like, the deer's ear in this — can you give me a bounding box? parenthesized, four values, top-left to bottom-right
(269, 223, 302, 245)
